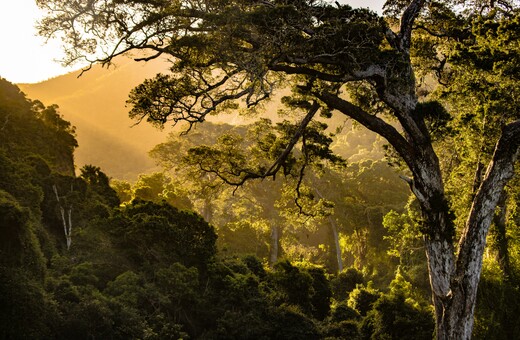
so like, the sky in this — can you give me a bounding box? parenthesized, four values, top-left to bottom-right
(0, 0, 78, 83)
(0, 0, 385, 84)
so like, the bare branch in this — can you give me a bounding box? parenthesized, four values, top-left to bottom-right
(264, 101, 320, 178)
(314, 91, 413, 164)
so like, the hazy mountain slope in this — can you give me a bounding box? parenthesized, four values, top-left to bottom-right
(19, 57, 172, 180)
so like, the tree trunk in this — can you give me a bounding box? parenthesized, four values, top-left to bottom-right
(422, 121, 520, 339)
(328, 216, 343, 273)
(53, 184, 73, 250)
(269, 224, 279, 267)
(491, 190, 512, 279)
(414, 178, 457, 339)
(314, 188, 343, 272)
(201, 198, 213, 222)
(417, 175, 483, 340)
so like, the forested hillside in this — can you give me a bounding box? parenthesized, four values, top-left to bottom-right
(0, 77, 434, 339)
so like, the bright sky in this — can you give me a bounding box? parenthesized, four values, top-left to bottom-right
(0, 0, 77, 83)
(0, 0, 385, 84)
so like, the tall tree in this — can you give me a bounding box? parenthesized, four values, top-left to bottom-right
(38, 0, 520, 338)
(434, 7, 520, 283)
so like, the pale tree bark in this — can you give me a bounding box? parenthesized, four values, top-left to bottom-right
(201, 197, 213, 223)
(314, 188, 343, 272)
(329, 216, 343, 273)
(444, 121, 520, 339)
(53, 184, 73, 250)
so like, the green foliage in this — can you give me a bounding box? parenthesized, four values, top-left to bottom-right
(268, 260, 332, 320)
(0, 79, 76, 175)
(269, 260, 315, 315)
(0, 190, 46, 277)
(360, 294, 434, 340)
(268, 304, 321, 340)
(473, 260, 520, 339)
(155, 262, 200, 313)
(415, 100, 452, 140)
(329, 302, 361, 322)
(331, 267, 365, 302)
(0, 152, 44, 214)
(7, 2, 520, 338)
(358, 271, 434, 340)
(0, 268, 59, 339)
(33, 0, 520, 337)
(348, 283, 381, 317)
(130, 172, 193, 210)
(321, 319, 361, 339)
(198, 259, 271, 339)
(80, 165, 120, 208)
(109, 200, 217, 269)
(435, 9, 520, 232)
(111, 179, 133, 203)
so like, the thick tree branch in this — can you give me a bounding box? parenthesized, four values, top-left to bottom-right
(264, 101, 320, 178)
(270, 62, 385, 83)
(270, 64, 344, 82)
(399, 0, 426, 52)
(314, 91, 413, 164)
(456, 120, 520, 272)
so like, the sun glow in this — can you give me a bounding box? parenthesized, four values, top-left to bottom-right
(0, 0, 81, 84)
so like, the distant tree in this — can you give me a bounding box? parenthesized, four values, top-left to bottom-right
(130, 172, 193, 210)
(109, 200, 217, 269)
(360, 271, 434, 339)
(38, 1, 520, 337)
(80, 165, 120, 208)
(151, 122, 335, 266)
(110, 179, 133, 204)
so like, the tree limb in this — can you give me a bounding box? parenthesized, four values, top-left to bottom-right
(457, 120, 520, 275)
(264, 101, 320, 178)
(399, 0, 426, 52)
(314, 91, 413, 165)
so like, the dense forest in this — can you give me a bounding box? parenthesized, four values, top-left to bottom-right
(0, 72, 518, 338)
(2, 0, 520, 339)
(0, 77, 432, 339)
